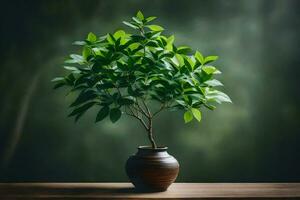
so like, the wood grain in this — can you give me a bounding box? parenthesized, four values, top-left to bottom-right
(0, 183, 300, 199)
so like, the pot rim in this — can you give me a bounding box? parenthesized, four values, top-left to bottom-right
(138, 146, 168, 151)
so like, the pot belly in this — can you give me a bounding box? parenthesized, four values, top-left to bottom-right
(126, 151, 179, 192)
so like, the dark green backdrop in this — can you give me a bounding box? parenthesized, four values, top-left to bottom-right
(1, 0, 300, 182)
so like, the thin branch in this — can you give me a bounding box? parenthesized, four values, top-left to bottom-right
(153, 103, 166, 117)
(126, 113, 148, 131)
(138, 117, 149, 131)
(134, 101, 148, 117)
(124, 106, 132, 116)
(126, 106, 149, 130)
(130, 104, 141, 118)
(140, 98, 151, 117)
(128, 106, 138, 117)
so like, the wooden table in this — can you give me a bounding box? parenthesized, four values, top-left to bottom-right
(0, 183, 300, 199)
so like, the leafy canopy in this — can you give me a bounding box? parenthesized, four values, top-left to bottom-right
(52, 11, 231, 124)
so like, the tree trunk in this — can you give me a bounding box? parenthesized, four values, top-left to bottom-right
(148, 118, 157, 149)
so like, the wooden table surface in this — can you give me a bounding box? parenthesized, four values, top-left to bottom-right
(1, 183, 300, 199)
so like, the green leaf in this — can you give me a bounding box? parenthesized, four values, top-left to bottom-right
(97, 83, 114, 90)
(145, 16, 157, 23)
(65, 73, 76, 85)
(146, 41, 159, 47)
(53, 82, 66, 89)
(159, 36, 167, 46)
(177, 46, 192, 54)
(74, 74, 89, 86)
(202, 66, 217, 75)
(167, 35, 175, 44)
(52, 78, 67, 89)
(128, 86, 143, 97)
(96, 106, 109, 122)
(70, 54, 83, 60)
(195, 51, 205, 64)
(136, 10, 144, 20)
(70, 90, 97, 107)
(110, 108, 122, 123)
(146, 25, 164, 32)
(123, 21, 139, 29)
(82, 47, 92, 60)
(117, 97, 135, 105)
(68, 102, 96, 117)
(166, 35, 175, 51)
(113, 30, 126, 39)
(51, 77, 64, 82)
(63, 66, 79, 71)
(107, 33, 115, 44)
(87, 32, 97, 42)
(175, 54, 184, 66)
(204, 104, 216, 110)
(68, 54, 84, 64)
(132, 17, 143, 25)
(204, 56, 218, 64)
(74, 112, 85, 122)
(191, 108, 202, 122)
(130, 35, 145, 42)
(183, 57, 194, 71)
(184, 111, 193, 123)
(73, 41, 86, 46)
(206, 89, 232, 104)
(204, 79, 223, 87)
(175, 99, 186, 107)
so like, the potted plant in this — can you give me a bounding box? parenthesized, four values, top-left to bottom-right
(52, 11, 231, 191)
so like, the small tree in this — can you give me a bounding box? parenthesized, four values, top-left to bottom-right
(52, 11, 231, 149)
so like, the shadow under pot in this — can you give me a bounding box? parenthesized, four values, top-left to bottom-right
(125, 146, 179, 192)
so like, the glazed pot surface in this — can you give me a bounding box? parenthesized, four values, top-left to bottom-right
(125, 146, 179, 192)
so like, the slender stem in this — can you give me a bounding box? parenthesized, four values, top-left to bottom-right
(135, 101, 148, 117)
(141, 98, 151, 117)
(127, 102, 157, 149)
(139, 101, 156, 149)
(126, 106, 148, 131)
(153, 103, 166, 117)
(139, 118, 149, 131)
(147, 117, 157, 149)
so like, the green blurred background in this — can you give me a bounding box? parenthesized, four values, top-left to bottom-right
(1, 0, 300, 182)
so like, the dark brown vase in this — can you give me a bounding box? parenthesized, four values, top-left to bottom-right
(125, 146, 179, 192)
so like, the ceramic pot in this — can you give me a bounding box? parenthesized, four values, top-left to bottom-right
(125, 146, 179, 192)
